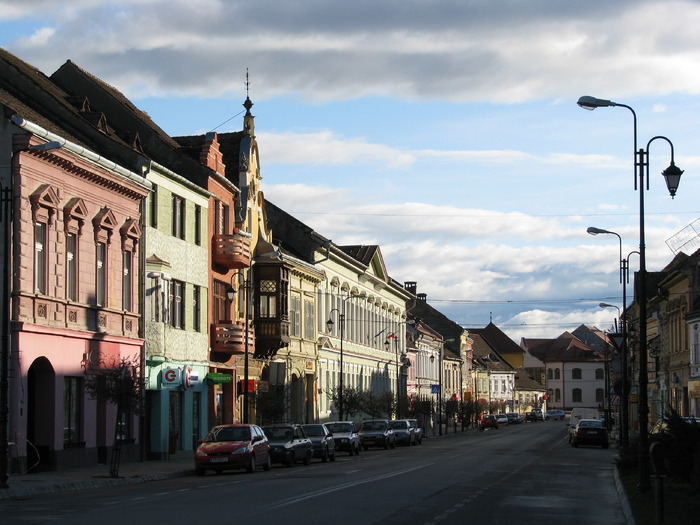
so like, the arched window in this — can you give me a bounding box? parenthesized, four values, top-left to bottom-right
(572, 368, 582, 380)
(555, 388, 561, 402)
(547, 368, 553, 380)
(572, 388, 582, 403)
(554, 368, 561, 380)
(596, 388, 604, 403)
(595, 368, 604, 380)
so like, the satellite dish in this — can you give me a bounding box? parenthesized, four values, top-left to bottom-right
(489, 353, 498, 362)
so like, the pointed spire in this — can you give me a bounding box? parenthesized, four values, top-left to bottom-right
(243, 68, 255, 138)
(243, 68, 253, 115)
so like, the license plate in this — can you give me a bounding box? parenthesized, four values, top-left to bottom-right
(586, 430, 598, 435)
(209, 457, 228, 463)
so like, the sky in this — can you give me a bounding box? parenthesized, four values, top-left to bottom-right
(2, 0, 700, 342)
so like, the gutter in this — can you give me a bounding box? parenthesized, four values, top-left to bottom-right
(11, 116, 152, 191)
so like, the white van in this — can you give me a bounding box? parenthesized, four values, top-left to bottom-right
(567, 408, 600, 442)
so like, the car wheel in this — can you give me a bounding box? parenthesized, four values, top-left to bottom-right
(195, 468, 205, 477)
(302, 450, 311, 466)
(602, 442, 609, 449)
(330, 450, 336, 462)
(572, 441, 579, 448)
(263, 454, 271, 471)
(390, 440, 395, 449)
(246, 455, 256, 473)
(363, 444, 369, 451)
(383, 441, 389, 450)
(321, 447, 328, 463)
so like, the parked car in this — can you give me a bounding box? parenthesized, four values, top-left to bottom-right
(650, 416, 700, 438)
(325, 421, 362, 455)
(570, 418, 609, 448)
(301, 424, 336, 462)
(194, 424, 271, 476)
(389, 419, 415, 446)
(545, 409, 566, 421)
(262, 424, 313, 466)
(526, 409, 544, 422)
(405, 418, 423, 444)
(479, 414, 499, 431)
(506, 412, 522, 424)
(494, 414, 509, 426)
(358, 419, 395, 450)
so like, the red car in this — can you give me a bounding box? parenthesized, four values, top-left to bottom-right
(194, 424, 271, 476)
(479, 414, 499, 431)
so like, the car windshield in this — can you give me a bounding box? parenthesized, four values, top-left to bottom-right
(406, 420, 417, 428)
(361, 421, 386, 431)
(264, 427, 293, 439)
(578, 420, 603, 428)
(326, 423, 351, 433)
(302, 425, 325, 436)
(390, 421, 408, 429)
(207, 426, 250, 442)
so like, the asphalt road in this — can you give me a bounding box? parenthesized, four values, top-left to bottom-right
(2, 421, 626, 525)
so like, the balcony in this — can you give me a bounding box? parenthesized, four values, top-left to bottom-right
(212, 233, 252, 269)
(254, 318, 290, 358)
(211, 321, 255, 355)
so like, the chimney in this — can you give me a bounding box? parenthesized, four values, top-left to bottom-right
(404, 281, 417, 295)
(417, 293, 427, 302)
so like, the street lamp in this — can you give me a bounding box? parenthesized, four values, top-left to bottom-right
(599, 303, 621, 434)
(1, 141, 62, 489)
(429, 346, 443, 436)
(326, 292, 366, 421)
(578, 95, 684, 492)
(227, 271, 252, 424)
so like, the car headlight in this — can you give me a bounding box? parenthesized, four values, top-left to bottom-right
(195, 449, 207, 457)
(232, 446, 248, 455)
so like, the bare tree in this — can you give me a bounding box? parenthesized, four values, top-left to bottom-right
(84, 356, 143, 478)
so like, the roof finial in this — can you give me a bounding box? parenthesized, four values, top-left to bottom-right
(243, 68, 253, 115)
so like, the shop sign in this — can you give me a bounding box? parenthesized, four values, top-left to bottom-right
(204, 372, 233, 385)
(183, 365, 199, 389)
(162, 367, 181, 388)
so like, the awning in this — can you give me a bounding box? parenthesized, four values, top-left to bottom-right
(204, 372, 233, 385)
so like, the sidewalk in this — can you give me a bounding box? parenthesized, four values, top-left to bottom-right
(0, 451, 195, 500)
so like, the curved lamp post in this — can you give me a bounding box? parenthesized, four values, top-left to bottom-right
(227, 270, 253, 423)
(326, 292, 366, 421)
(578, 95, 684, 492)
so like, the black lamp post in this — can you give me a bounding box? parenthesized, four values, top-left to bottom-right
(326, 293, 365, 421)
(227, 271, 252, 424)
(578, 95, 684, 492)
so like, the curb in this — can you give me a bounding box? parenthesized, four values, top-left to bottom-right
(613, 465, 636, 525)
(0, 469, 194, 500)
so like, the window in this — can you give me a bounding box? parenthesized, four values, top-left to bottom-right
(213, 280, 228, 322)
(290, 295, 300, 337)
(66, 232, 77, 301)
(96, 242, 106, 306)
(547, 368, 553, 380)
(555, 388, 561, 402)
(34, 222, 47, 294)
(150, 184, 158, 227)
(117, 410, 131, 442)
(596, 388, 604, 403)
(554, 368, 561, 380)
(259, 279, 277, 318)
(122, 250, 132, 311)
(304, 300, 315, 340)
(64, 377, 82, 445)
(193, 285, 201, 332)
(572, 388, 582, 403)
(170, 280, 185, 329)
(194, 204, 201, 245)
(572, 368, 582, 380)
(172, 195, 185, 239)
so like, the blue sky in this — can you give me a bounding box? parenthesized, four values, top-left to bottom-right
(2, 0, 700, 341)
